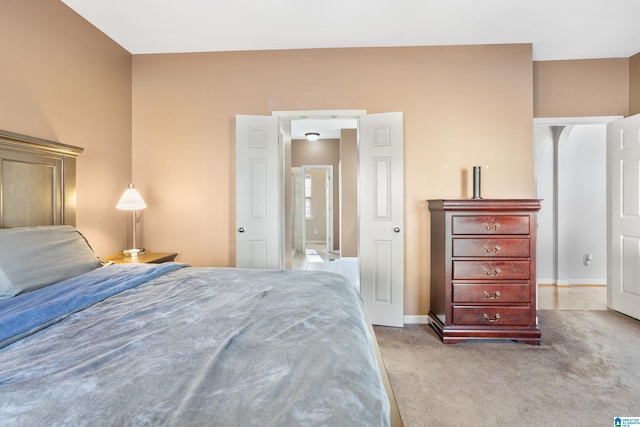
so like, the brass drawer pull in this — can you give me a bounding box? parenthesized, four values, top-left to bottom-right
(484, 245, 501, 254)
(483, 222, 501, 231)
(483, 313, 501, 323)
(483, 267, 501, 276)
(483, 290, 501, 300)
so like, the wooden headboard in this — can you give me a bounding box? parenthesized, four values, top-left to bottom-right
(0, 130, 83, 228)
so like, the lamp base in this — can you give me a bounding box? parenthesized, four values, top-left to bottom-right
(122, 248, 146, 257)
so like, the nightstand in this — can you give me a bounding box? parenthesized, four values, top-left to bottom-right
(102, 251, 178, 264)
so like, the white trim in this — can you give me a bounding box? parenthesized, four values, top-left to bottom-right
(403, 315, 430, 325)
(552, 279, 607, 287)
(272, 110, 367, 119)
(534, 116, 621, 126)
(570, 279, 607, 286)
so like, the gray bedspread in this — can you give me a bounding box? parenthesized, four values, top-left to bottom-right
(0, 266, 389, 426)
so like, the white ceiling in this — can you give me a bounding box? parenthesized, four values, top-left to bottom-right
(61, 0, 640, 61)
(291, 118, 358, 140)
(59, 0, 640, 139)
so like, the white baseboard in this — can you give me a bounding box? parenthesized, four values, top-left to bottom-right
(540, 279, 607, 287)
(570, 279, 607, 286)
(403, 315, 430, 325)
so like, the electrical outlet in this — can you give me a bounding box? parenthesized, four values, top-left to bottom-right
(584, 253, 592, 265)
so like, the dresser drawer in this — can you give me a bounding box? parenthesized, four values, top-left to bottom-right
(452, 238, 530, 257)
(452, 306, 531, 326)
(452, 260, 530, 280)
(452, 283, 530, 303)
(452, 215, 530, 235)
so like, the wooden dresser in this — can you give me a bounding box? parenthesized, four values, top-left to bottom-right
(428, 199, 541, 345)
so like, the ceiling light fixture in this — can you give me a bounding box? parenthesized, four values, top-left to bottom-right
(305, 132, 320, 141)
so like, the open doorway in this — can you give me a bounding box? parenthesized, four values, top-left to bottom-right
(236, 110, 405, 326)
(293, 165, 333, 254)
(534, 116, 619, 310)
(287, 118, 359, 289)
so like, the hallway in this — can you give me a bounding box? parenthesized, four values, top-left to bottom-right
(291, 243, 360, 290)
(538, 285, 607, 310)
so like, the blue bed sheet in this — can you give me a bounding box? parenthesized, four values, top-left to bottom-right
(0, 263, 187, 349)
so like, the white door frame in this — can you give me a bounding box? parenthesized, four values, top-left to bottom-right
(300, 165, 333, 253)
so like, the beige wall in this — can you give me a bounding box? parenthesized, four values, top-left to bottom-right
(7, 3, 636, 317)
(340, 129, 358, 258)
(0, 0, 132, 257)
(132, 44, 534, 315)
(533, 58, 629, 118)
(630, 53, 640, 116)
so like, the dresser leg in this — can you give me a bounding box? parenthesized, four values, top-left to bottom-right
(514, 339, 541, 345)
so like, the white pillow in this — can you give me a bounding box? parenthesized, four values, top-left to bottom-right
(0, 226, 101, 300)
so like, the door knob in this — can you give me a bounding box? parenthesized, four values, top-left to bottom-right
(393, 227, 400, 233)
(238, 227, 245, 233)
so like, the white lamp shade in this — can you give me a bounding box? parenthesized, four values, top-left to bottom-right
(116, 184, 147, 210)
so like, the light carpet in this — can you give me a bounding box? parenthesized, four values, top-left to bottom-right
(374, 310, 640, 427)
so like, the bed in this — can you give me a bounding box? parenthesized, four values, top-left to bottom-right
(0, 130, 401, 426)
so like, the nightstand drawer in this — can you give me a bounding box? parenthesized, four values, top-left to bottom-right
(452, 215, 530, 235)
(452, 283, 530, 303)
(452, 306, 531, 326)
(452, 238, 530, 257)
(452, 260, 530, 280)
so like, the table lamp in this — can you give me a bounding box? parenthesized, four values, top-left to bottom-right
(116, 183, 147, 256)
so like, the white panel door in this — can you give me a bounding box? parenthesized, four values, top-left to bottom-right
(235, 115, 281, 269)
(359, 112, 404, 327)
(608, 114, 640, 320)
